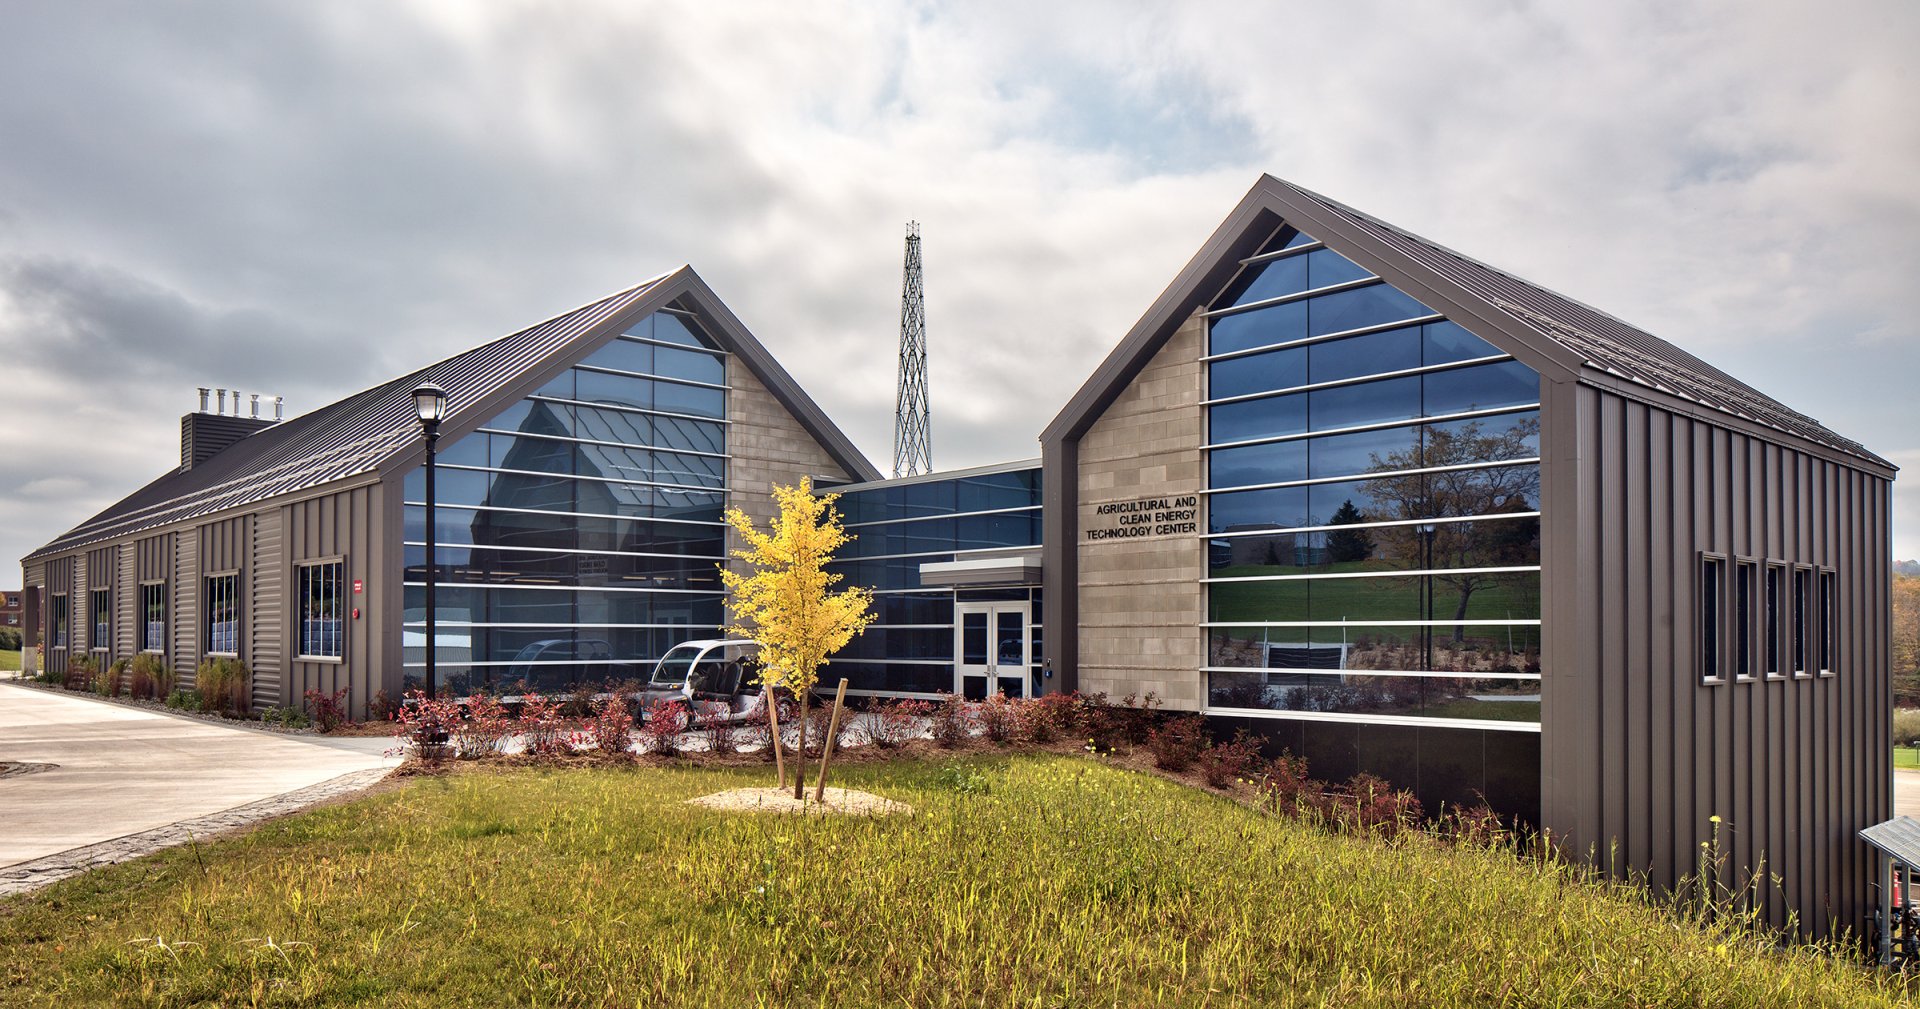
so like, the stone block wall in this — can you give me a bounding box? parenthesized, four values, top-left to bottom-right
(1074, 309, 1207, 708)
(726, 357, 854, 546)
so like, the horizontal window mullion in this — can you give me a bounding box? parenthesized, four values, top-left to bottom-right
(1238, 241, 1325, 265)
(435, 463, 726, 495)
(1201, 665, 1539, 681)
(842, 504, 1042, 529)
(572, 361, 730, 391)
(617, 331, 727, 354)
(474, 427, 730, 461)
(1203, 277, 1383, 319)
(405, 501, 728, 528)
(1204, 565, 1540, 584)
(406, 541, 724, 562)
(1202, 457, 1541, 496)
(403, 621, 729, 630)
(1205, 511, 1541, 540)
(1196, 706, 1541, 733)
(529, 395, 729, 425)
(401, 656, 721, 668)
(1202, 404, 1539, 452)
(403, 581, 723, 596)
(1202, 354, 1513, 407)
(1199, 315, 1448, 363)
(830, 543, 1040, 564)
(1203, 619, 1543, 628)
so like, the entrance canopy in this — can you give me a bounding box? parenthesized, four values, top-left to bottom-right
(919, 548, 1043, 588)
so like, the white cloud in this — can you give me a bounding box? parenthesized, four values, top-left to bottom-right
(0, 0, 1914, 571)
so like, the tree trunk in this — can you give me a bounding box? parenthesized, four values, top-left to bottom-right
(1451, 588, 1474, 646)
(793, 690, 810, 801)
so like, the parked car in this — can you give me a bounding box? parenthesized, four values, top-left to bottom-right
(637, 639, 770, 723)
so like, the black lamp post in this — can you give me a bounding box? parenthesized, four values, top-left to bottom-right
(411, 381, 447, 697)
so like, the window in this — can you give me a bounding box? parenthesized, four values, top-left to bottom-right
(140, 582, 166, 652)
(1701, 555, 1724, 683)
(205, 574, 239, 655)
(1764, 564, 1785, 678)
(90, 589, 111, 653)
(298, 562, 345, 659)
(51, 593, 68, 649)
(1793, 566, 1811, 676)
(1734, 561, 1756, 680)
(1820, 569, 1837, 676)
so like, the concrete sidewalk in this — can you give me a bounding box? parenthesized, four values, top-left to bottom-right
(0, 682, 398, 868)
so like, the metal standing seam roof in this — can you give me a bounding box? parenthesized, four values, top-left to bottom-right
(1861, 816, 1920, 867)
(26, 267, 879, 561)
(1269, 178, 1891, 469)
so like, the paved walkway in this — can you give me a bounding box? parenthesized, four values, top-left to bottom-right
(0, 683, 398, 873)
(1897, 769, 1920, 818)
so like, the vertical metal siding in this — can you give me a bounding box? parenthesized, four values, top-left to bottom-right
(1545, 382, 1889, 939)
(286, 483, 382, 719)
(173, 528, 199, 684)
(251, 508, 284, 710)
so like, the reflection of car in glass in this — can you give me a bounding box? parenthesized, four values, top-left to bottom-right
(638, 639, 771, 724)
(507, 638, 619, 684)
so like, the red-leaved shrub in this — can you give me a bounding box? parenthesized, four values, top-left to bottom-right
(1020, 692, 1077, 744)
(636, 699, 689, 756)
(1146, 714, 1208, 771)
(863, 697, 929, 748)
(930, 693, 975, 748)
(454, 693, 512, 758)
(695, 701, 739, 754)
(1255, 753, 1316, 816)
(303, 686, 351, 733)
(1198, 729, 1263, 789)
(587, 694, 634, 759)
(517, 693, 568, 756)
(979, 694, 1021, 743)
(1327, 772, 1423, 837)
(391, 689, 463, 763)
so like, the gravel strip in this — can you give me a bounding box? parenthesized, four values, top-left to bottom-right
(0, 767, 392, 898)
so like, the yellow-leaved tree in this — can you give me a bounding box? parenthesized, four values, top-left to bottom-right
(719, 477, 875, 800)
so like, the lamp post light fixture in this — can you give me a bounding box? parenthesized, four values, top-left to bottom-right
(411, 382, 447, 699)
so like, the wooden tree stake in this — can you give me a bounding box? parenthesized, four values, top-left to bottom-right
(766, 688, 786, 789)
(813, 678, 850, 804)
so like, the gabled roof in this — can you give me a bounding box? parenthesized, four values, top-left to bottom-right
(1043, 174, 1891, 474)
(27, 266, 878, 560)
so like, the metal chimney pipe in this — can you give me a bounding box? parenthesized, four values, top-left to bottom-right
(216, 389, 227, 415)
(273, 396, 284, 421)
(198, 388, 210, 413)
(250, 393, 260, 419)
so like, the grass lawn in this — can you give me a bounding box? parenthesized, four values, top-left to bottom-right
(0, 649, 18, 673)
(1896, 746, 1920, 770)
(1, 755, 1912, 1008)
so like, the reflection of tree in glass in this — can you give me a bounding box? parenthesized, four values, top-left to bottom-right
(1362, 418, 1541, 644)
(1325, 500, 1374, 563)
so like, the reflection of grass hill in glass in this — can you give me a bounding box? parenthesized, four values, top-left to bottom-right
(1208, 561, 1540, 626)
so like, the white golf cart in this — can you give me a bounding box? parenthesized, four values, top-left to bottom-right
(637, 639, 770, 724)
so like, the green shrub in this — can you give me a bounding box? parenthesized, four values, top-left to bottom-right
(260, 705, 312, 729)
(0, 627, 20, 651)
(1895, 708, 1920, 749)
(128, 652, 168, 700)
(64, 655, 98, 692)
(164, 688, 201, 710)
(194, 656, 251, 715)
(103, 658, 130, 697)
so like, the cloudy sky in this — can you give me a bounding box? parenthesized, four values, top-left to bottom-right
(2, 0, 1917, 573)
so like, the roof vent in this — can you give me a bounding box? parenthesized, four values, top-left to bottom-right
(180, 388, 281, 469)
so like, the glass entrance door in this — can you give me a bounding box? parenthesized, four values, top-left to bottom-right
(956, 602, 1030, 700)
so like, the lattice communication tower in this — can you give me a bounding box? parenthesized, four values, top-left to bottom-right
(892, 221, 932, 477)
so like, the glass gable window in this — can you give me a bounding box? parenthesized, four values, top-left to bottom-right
(1203, 226, 1541, 730)
(402, 307, 732, 694)
(141, 582, 166, 652)
(205, 574, 239, 655)
(297, 562, 345, 659)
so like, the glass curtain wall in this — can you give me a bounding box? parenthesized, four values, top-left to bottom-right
(1203, 228, 1543, 728)
(825, 467, 1042, 694)
(402, 306, 729, 693)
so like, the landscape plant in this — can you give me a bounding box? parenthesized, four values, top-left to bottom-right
(128, 652, 165, 700)
(1146, 713, 1209, 771)
(390, 689, 462, 762)
(586, 694, 635, 758)
(303, 686, 351, 733)
(863, 697, 929, 748)
(194, 656, 251, 716)
(636, 699, 689, 756)
(696, 702, 740, 754)
(1198, 729, 1264, 788)
(451, 693, 512, 758)
(719, 477, 874, 799)
(978, 693, 1020, 743)
(929, 692, 975, 747)
(64, 654, 97, 692)
(515, 692, 567, 757)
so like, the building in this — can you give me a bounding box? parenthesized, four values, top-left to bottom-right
(1, 589, 21, 631)
(21, 175, 1891, 936)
